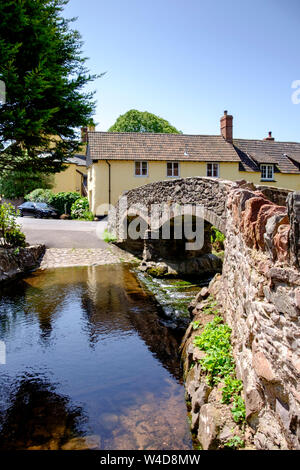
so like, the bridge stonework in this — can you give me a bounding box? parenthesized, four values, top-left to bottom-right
(115, 176, 233, 235)
(112, 177, 300, 449)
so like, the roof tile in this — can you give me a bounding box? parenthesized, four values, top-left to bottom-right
(88, 132, 240, 162)
(87, 132, 300, 174)
(233, 139, 300, 174)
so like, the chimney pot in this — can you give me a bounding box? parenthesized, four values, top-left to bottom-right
(81, 125, 95, 143)
(220, 110, 233, 142)
(81, 127, 88, 143)
(264, 131, 275, 141)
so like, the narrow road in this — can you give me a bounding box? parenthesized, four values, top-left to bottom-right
(17, 217, 108, 249)
(17, 217, 136, 269)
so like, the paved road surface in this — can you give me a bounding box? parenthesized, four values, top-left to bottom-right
(18, 217, 108, 249)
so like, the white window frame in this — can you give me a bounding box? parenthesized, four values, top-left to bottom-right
(134, 161, 148, 177)
(166, 161, 180, 178)
(206, 163, 220, 178)
(261, 164, 274, 181)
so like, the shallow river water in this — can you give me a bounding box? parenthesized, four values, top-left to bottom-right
(0, 264, 200, 450)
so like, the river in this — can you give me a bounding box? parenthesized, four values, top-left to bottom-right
(0, 263, 203, 450)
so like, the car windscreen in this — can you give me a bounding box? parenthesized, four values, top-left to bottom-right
(35, 203, 48, 209)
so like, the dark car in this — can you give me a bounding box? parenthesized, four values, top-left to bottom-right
(17, 202, 58, 219)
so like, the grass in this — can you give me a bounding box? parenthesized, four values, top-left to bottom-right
(102, 229, 117, 243)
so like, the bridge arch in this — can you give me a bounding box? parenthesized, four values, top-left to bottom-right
(112, 177, 233, 239)
(108, 177, 233, 274)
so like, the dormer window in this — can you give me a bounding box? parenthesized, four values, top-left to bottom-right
(261, 164, 274, 181)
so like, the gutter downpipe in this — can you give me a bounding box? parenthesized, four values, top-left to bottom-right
(75, 169, 87, 196)
(105, 160, 111, 206)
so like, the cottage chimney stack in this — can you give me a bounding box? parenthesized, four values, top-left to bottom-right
(220, 110, 233, 143)
(81, 125, 95, 143)
(264, 131, 275, 141)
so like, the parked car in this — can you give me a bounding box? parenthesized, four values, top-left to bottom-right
(17, 202, 58, 219)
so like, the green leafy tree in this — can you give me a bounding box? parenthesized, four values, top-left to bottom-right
(0, 171, 53, 199)
(0, 0, 99, 173)
(108, 109, 181, 134)
(0, 203, 26, 247)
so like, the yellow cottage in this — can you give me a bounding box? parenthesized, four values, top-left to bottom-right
(86, 112, 300, 216)
(51, 154, 87, 195)
(51, 127, 93, 195)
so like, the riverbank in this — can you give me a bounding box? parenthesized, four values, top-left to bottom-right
(0, 245, 45, 283)
(0, 244, 137, 284)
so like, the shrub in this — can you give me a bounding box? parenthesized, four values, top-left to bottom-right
(221, 376, 243, 405)
(5, 227, 26, 248)
(194, 317, 235, 386)
(231, 395, 246, 424)
(49, 192, 81, 215)
(193, 299, 246, 425)
(70, 197, 94, 220)
(25, 188, 54, 204)
(0, 203, 26, 248)
(211, 226, 225, 252)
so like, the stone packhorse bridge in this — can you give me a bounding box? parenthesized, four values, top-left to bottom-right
(111, 177, 300, 449)
(116, 176, 232, 234)
(111, 177, 291, 276)
(112, 176, 290, 237)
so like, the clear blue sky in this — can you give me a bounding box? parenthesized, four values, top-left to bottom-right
(64, 0, 300, 142)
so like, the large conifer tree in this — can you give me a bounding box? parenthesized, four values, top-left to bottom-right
(0, 0, 97, 172)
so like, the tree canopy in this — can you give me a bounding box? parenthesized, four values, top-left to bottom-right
(108, 109, 181, 134)
(0, 170, 53, 199)
(0, 0, 98, 173)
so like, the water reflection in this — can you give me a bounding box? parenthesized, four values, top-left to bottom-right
(0, 264, 192, 450)
(0, 376, 87, 450)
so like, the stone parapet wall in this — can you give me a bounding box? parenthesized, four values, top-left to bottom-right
(211, 184, 300, 449)
(255, 185, 291, 207)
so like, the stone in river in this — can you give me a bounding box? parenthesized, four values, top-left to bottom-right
(61, 435, 101, 450)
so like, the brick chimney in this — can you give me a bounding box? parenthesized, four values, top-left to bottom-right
(264, 131, 275, 141)
(81, 125, 95, 143)
(220, 110, 233, 142)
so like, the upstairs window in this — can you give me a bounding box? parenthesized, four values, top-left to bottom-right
(261, 164, 274, 181)
(135, 161, 148, 176)
(207, 163, 219, 178)
(167, 162, 179, 177)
